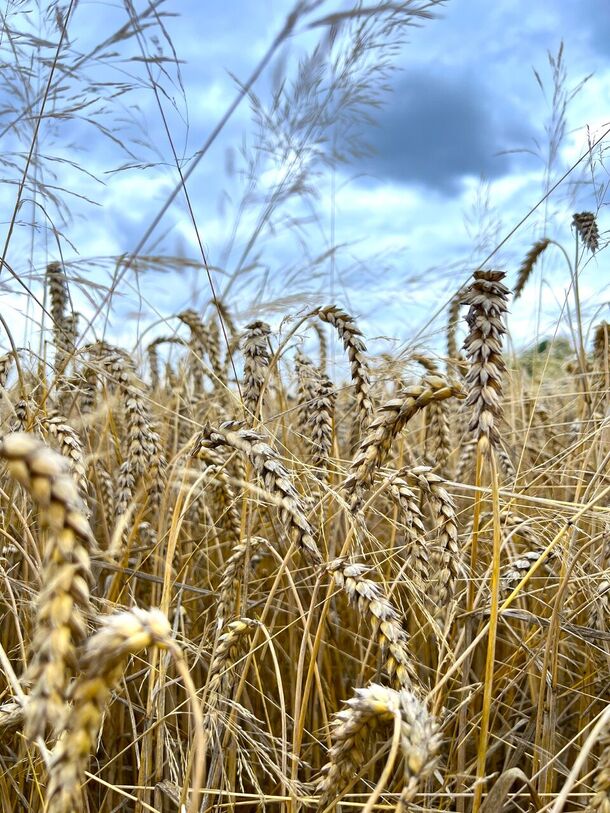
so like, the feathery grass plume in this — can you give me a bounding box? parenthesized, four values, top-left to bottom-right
(316, 683, 439, 809)
(216, 538, 264, 631)
(241, 320, 272, 423)
(387, 477, 429, 587)
(308, 373, 336, 486)
(461, 270, 510, 452)
(194, 423, 322, 565)
(514, 237, 551, 300)
(400, 466, 460, 610)
(0, 433, 94, 740)
(572, 211, 600, 252)
(316, 305, 373, 431)
(345, 375, 465, 508)
(327, 558, 418, 689)
(178, 308, 209, 391)
(46, 608, 174, 813)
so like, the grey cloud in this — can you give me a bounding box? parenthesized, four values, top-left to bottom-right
(357, 68, 534, 195)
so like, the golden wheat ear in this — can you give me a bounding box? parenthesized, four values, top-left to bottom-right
(316, 683, 440, 810)
(461, 270, 510, 453)
(241, 320, 272, 423)
(45, 608, 174, 813)
(0, 432, 94, 741)
(316, 305, 374, 432)
(514, 238, 551, 300)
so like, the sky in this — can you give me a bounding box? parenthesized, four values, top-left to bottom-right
(0, 0, 609, 359)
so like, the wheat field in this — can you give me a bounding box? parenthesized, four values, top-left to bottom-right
(0, 2, 609, 813)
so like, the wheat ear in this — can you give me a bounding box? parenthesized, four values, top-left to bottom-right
(241, 320, 272, 422)
(194, 424, 322, 565)
(327, 558, 418, 689)
(38, 414, 88, 497)
(216, 538, 264, 631)
(387, 477, 429, 587)
(399, 466, 460, 610)
(345, 376, 464, 506)
(316, 683, 439, 809)
(46, 608, 174, 813)
(572, 211, 600, 252)
(316, 305, 373, 430)
(96, 348, 166, 520)
(0, 432, 94, 740)
(178, 308, 209, 391)
(514, 238, 551, 300)
(308, 373, 336, 486)
(295, 349, 320, 436)
(461, 270, 510, 452)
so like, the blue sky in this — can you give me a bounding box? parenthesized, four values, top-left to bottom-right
(1, 0, 608, 357)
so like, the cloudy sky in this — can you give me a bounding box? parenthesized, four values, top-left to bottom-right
(1, 0, 609, 357)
